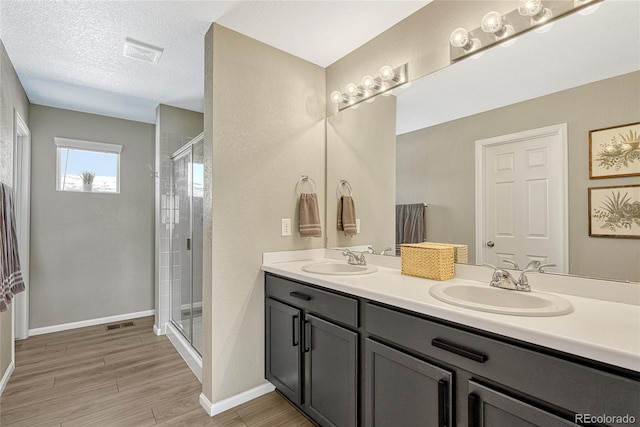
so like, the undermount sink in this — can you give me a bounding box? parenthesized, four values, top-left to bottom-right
(302, 261, 378, 276)
(429, 282, 573, 317)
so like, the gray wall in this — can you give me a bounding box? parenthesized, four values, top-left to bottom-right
(202, 24, 326, 404)
(327, 95, 396, 251)
(154, 104, 203, 332)
(0, 40, 29, 385)
(29, 105, 155, 328)
(397, 72, 640, 282)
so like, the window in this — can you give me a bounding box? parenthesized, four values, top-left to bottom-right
(55, 137, 122, 193)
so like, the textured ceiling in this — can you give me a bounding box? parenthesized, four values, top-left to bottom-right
(0, 0, 429, 123)
(396, 0, 640, 134)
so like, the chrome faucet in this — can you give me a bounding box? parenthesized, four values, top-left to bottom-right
(367, 246, 393, 256)
(485, 264, 522, 291)
(342, 249, 367, 266)
(485, 262, 555, 292)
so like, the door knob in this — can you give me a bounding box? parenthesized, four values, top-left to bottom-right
(486, 241, 495, 248)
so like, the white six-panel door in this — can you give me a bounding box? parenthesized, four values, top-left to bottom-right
(476, 124, 568, 273)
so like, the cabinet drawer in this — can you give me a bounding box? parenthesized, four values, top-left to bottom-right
(365, 302, 640, 420)
(266, 274, 358, 328)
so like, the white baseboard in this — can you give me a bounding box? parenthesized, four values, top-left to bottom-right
(199, 382, 276, 417)
(29, 309, 155, 336)
(0, 362, 15, 396)
(166, 322, 202, 382)
(153, 323, 166, 336)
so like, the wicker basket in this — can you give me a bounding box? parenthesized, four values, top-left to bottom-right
(425, 242, 468, 264)
(401, 242, 455, 281)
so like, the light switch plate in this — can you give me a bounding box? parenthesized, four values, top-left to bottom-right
(281, 218, 292, 236)
(356, 218, 361, 234)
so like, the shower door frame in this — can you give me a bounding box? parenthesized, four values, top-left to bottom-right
(169, 133, 204, 355)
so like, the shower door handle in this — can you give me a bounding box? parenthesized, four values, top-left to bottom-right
(187, 238, 191, 250)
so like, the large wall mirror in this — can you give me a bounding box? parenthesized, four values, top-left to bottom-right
(327, 1, 639, 283)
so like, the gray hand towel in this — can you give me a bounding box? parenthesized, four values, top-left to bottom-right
(299, 193, 322, 238)
(1, 183, 25, 312)
(337, 195, 357, 237)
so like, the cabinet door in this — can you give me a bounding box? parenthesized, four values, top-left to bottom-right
(365, 338, 453, 427)
(468, 381, 578, 427)
(304, 314, 358, 427)
(265, 297, 302, 405)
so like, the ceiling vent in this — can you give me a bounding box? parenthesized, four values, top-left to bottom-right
(123, 38, 163, 64)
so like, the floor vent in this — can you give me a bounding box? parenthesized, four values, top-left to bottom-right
(106, 321, 135, 331)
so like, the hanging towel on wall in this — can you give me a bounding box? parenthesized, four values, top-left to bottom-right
(396, 203, 425, 255)
(338, 195, 357, 237)
(0, 183, 25, 312)
(299, 193, 322, 238)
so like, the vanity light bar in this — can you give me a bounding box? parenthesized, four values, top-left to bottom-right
(449, 0, 603, 62)
(330, 64, 408, 112)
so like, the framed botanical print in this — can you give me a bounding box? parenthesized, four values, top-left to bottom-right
(589, 122, 640, 179)
(589, 185, 640, 238)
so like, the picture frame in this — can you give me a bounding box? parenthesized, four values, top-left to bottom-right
(589, 185, 640, 238)
(589, 122, 640, 179)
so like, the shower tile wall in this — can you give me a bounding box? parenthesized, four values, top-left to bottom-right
(158, 132, 195, 331)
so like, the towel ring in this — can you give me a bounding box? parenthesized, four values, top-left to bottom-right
(296, 175, 317, 195)
(337, 180, 353, 198)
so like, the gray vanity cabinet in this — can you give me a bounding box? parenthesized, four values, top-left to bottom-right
(468, 381, 577, 427)
(365, 338, 453, 427)
(305, 314, 358, 427)
(265, 297, 302, 405)
(265, 274, 359, 427)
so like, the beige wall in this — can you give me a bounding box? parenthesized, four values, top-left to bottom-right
(29, 105, 155, 328)
(326, 95, 396, 251)
(0, 39, 29, 386)
(397, 72, 640, 282)
(154, 104, 203, 331)
(202, 24, 326, 403)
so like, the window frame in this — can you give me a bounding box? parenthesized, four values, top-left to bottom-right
(54, 137, 123, 194)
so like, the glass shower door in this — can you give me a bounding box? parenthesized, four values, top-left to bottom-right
(170, 137, 203, 356)
(171, 148, 194, 346)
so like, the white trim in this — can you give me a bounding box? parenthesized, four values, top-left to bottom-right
(0, 362, 14, 396)
(475, 123, 568, 271)
(166, 322, 202, 381)
(13, 111, 31, 341)
(199, 383, 276, 417)
(153, 323, 166, 336)
(28, 309, 155, 336)
(54, 137, 122, 153)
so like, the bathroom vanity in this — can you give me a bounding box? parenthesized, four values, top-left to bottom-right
(262, 252, 640, 427)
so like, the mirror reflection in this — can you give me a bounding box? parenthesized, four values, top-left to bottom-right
(326, 1, 639, 283)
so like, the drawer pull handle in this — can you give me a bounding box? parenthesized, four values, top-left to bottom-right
(468, 393, 479, 427)
(292, 315, 299, 347)
(432, 338, 488, 363)
(304, 320, 311, 353)
(438, 379, 449, 427)
(290, 291, 312, 301)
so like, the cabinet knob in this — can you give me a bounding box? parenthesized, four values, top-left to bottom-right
(486, 241, 495, 248)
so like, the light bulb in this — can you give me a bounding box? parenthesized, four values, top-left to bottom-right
(330, 91, 343, 104)
(481, 11, 503, 33)
(362, 89, 372, 100)
(379, 81, 389, 93)
(345, 83, 359, 97)
(361, 75, 376, 90)
(518, 0, 552, 22)
(481, 11, 514, 40)
(449, 27, 476, 51)
(518, 0, 542, 16)
(379, 65, 395, 81)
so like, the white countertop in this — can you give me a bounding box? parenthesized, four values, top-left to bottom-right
(262, 252, 640, 373)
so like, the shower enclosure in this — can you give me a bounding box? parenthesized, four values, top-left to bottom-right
(170, 133, 203, 355)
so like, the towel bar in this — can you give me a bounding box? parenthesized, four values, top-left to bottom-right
(296, 175, 317, 195)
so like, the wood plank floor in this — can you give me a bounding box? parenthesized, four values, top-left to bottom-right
(0, 316, 314, 426)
